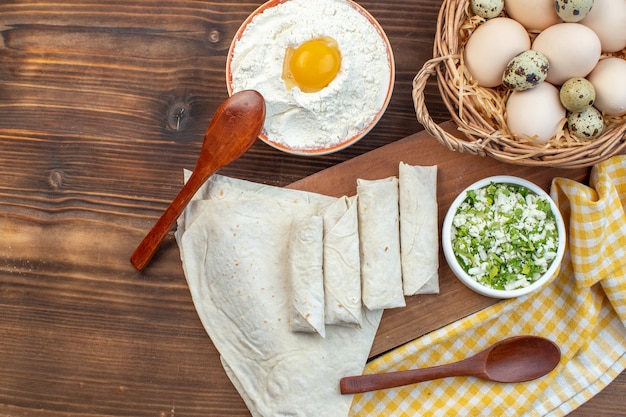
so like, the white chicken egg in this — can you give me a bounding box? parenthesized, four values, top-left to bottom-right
(532, 23, 601, 85)
(580, 0, 626, 53)
(506, 82, 566, 143)
(464, 17, 531, 87)
(587, 57, 626, 116)
(504, 0, 561, 31)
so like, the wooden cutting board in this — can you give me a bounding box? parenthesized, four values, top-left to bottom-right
(287, 121, 591, 358)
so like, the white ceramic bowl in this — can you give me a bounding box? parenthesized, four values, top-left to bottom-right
(442, 176, 566, 299)
(225, 0, 395, 156)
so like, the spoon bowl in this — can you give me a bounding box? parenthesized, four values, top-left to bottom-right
(340, 335, 561, 394)
(479, 335, 561, 383)
(130, 90, 266, 270)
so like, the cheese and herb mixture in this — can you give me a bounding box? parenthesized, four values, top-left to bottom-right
(451, 182, 559, 291)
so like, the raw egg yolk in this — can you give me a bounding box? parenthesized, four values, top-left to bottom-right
(282, 36, 341, 93)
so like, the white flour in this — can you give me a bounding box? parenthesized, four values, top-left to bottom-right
(229, 0, 392, 152)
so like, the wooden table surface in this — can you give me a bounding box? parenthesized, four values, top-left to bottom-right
(1, 1, 624, 416)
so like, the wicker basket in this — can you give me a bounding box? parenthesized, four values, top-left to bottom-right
(412, 0, 626, 168)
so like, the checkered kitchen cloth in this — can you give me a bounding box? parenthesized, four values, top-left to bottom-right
(350, 155, 626, 416)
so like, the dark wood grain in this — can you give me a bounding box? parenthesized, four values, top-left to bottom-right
(0, 1, 623, 416)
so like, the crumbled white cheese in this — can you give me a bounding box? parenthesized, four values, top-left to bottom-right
(451, 182, 559, 290)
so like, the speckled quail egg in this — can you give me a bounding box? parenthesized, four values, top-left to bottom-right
(471, 0, 505, 18)
(502, 50, 549, 91)
(559, 77, 596, 112)
(555, 0, 594, 22)
(567, 106, 604, 139)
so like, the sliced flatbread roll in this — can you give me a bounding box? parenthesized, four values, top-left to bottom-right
(288, 215, 325, 337)
(356, 176, 405, 310)
(322, 196, 363, 327)
(399, 162, 439, 295)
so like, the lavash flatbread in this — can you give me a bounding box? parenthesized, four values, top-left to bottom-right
(181, 171, 336, 213)
(175, 175, 383, 417)
(356, 176, 405, 310)
(322, 196, 362, 327)
(399, 162, 439, 295)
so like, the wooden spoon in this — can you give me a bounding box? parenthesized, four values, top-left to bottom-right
(130, 90, 265, 271)
(340, 335, 560, 394)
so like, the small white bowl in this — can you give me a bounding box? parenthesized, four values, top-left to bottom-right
(442, 176, 566, 299)
(226, 0, 395, 156)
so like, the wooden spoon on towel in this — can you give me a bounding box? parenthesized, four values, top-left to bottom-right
(130, 90, 266, 270)
(340, 335, 561, 394)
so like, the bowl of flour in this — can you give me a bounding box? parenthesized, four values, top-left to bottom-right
(226, 0, 395, 156)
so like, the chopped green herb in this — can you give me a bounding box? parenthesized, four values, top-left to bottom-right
(451, 182, 559, 291)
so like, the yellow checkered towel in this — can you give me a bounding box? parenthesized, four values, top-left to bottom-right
(350, 155, 626, 416)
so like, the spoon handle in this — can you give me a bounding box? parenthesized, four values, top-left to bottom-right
(340, 359, 478, 394)
(130, 172, 207, 270)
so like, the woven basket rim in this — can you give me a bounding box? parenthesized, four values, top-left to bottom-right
(413, 0, 626, 168)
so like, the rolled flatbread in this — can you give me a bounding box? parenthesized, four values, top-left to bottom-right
(356, 176, 405, 310)
(399, 162, 439, 295)
(322, 196, 362, 327)
(288, 215, 325, 337)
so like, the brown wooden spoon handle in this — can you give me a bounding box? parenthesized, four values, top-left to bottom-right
(129, 90, 265, 271)
(130, 173, 206, 270)
(340, 358, 480, 395)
